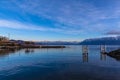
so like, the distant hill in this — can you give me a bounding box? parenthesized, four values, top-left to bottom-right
(80, 36, 120, 45)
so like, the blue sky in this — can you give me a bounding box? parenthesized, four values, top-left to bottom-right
(0, 0, 120, 41)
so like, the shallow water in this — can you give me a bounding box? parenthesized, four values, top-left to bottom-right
(0, 45, 120, 80)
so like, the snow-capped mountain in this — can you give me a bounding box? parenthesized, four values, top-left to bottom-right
(80, 36, 120, 45)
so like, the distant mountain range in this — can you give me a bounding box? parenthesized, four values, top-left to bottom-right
(10, 36, 120, 45)
(80, 36, 120, 45)
(10, 40, 80, 45)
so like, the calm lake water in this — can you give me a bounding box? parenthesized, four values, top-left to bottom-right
(0, 45, 120, 80)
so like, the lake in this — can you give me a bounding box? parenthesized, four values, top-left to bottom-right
(0, 45, 120, 80)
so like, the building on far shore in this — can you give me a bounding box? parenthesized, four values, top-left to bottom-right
(0, 36, 9, 42)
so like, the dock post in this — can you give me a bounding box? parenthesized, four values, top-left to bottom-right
(100, 45, 107, 61)
(82, 45, 89, 62)
(100, 45, 106, 53)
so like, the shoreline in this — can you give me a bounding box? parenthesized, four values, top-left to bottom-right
(0, 40, 66, 50)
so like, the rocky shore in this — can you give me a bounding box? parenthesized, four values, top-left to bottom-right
(106, 49, 120, 60)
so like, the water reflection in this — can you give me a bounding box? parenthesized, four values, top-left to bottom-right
(0, 49, 21, 57)
(82, 53, 88, 62)
(0, 45, 120, 80)
(0, 45, 119, 62)
(25, 49, 34, 54)
(100, 52, 106, 61)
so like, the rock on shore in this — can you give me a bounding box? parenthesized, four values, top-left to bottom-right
(107, 49, 120, 60)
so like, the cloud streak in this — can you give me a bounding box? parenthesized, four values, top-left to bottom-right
(0, 19, 84, 34)
(0, 19, 47, 31)
(105, 30, 120, 35)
